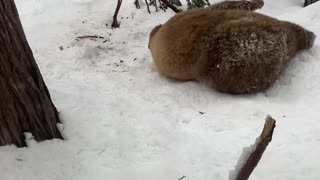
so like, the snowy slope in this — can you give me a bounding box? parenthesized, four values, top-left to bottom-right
(1, 0, 320, 180)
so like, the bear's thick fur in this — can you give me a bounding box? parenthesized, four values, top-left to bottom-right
(149, 0, 316, 94)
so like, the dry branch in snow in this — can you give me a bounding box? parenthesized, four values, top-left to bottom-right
(135, 0, 141, 9)
(112, 0, 122, 28)
(75, 35, 105, 39)
(145, 0, 151, 13)
(229, 115, 276, 180)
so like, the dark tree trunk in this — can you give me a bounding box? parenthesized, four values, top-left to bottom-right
(0, 0, 63, 147)
(304, 0, 319, 6)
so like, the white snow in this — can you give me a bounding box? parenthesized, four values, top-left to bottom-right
(228, 116, 274, 180)
(228, 143, 258, 180)
(1, 0, 320, 180)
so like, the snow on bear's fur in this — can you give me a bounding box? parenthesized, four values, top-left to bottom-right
(149, 0, 316, 94)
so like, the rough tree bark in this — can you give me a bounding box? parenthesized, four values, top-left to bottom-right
(0, 0, 63, 147)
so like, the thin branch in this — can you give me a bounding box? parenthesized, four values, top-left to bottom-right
(230, 115, 276, 180)
(135, 0, 141, 9)
(159, 0, 182, 13)
(75, 35, 105, 39)
(150, 0, 159, 12)
(154, 0, 159, 12)
(145, 0, 151, 14)
(112, 0, 123, 28)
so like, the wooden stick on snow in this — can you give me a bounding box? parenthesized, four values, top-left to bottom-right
(230, 115, 276, 180)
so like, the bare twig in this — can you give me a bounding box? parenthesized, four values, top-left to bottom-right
(230, 115, 276, 180)
(150, 0, 159, 12)
(112, 0, 123, 28)
(75, 35, 105, 39)
(159, 0, 182, 13)
(145, 0, 151, 13)
(135, 0, 141, 9)
(154, 0, 159, 12)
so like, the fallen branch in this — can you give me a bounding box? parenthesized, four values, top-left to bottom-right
(150, 0, 159, 12)
(159, 0, 182, 13)
(229, 115, 276, 180)
(75, 35, 105, 39)
(145, 0, 151, 13)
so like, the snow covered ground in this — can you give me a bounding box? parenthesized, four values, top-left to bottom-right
(1, 0, 320, 179)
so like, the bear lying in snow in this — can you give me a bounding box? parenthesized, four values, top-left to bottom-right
(148, 0, 316, 94)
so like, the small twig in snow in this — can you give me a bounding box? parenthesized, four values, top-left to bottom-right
(112, 0, 123, 28)
(145, 0, 151, 13)
(135, 0, 141, 9)
(230, 115, 276, 180)
(75, 35, 105, 39)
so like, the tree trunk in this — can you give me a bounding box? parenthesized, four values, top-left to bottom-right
(0, 0, 63, 147)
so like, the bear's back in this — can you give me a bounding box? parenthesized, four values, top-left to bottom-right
(149, 9, 282, 81)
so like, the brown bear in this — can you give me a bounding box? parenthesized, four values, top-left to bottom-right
(148, 0, 316, 94)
